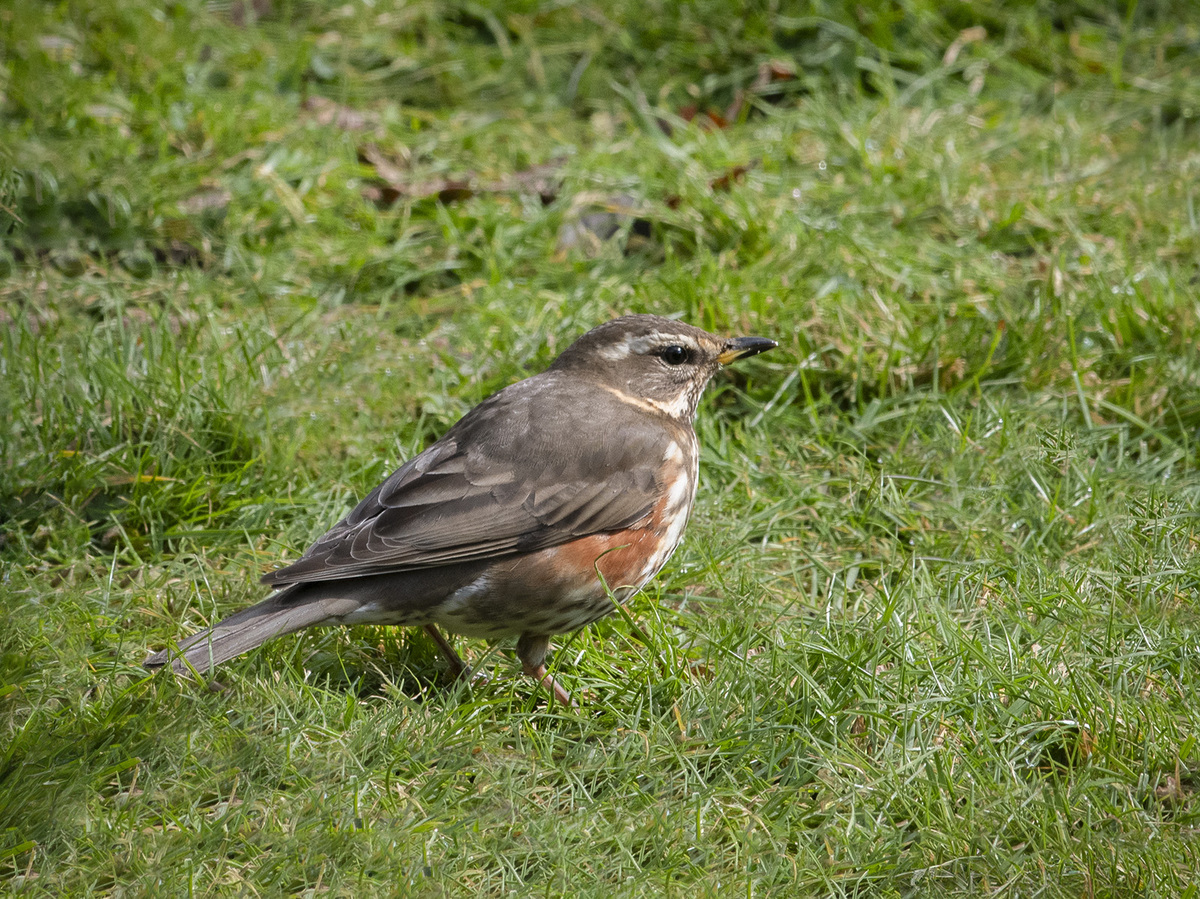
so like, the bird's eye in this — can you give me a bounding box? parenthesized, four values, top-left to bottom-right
(658, 345, 690, 366)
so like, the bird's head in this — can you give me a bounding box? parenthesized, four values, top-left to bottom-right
(549, 314, 777, 422)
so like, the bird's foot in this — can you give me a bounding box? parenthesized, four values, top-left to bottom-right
(515, 632, 576, 708)
(523, 661, 577, 709)
(423, 625, 472, 679)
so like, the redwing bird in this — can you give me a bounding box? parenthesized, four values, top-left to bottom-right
(145, 314, 776, 704)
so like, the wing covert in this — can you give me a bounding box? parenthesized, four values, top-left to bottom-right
(262, 374, 679, 586)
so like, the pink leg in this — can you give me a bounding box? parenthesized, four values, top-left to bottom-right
(516, 633, 576, 708)
(423, 625, 470, 679)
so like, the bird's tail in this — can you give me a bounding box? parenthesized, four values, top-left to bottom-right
(144, 585, 359, 675)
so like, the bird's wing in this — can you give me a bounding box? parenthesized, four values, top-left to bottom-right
(262, 374, 675, 586)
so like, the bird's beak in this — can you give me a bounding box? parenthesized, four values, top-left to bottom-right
(718, 336, 778, 365)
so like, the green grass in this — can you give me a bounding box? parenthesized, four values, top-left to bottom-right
(4, 0, 1200, 895)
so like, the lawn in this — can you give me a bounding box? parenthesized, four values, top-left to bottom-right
(3, 1, 1200, 895)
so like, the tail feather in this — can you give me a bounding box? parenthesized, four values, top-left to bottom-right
(144, 586, 360, 675)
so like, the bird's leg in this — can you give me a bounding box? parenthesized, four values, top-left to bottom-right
(516, 633, 576, 708)
(423, 625, 473, 680)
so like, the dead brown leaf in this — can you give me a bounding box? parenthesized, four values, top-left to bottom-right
(360, 145, 563, 208)
(302, 96, 376, 132)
